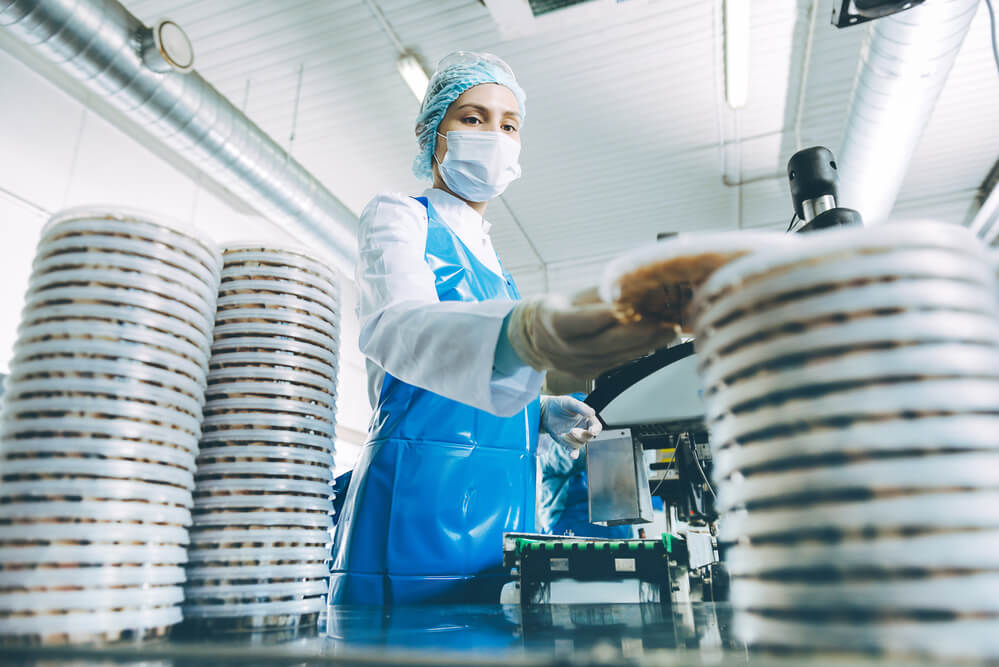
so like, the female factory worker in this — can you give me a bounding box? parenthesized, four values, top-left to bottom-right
(330, 52, 675, 604)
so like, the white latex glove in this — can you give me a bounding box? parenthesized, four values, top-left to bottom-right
(541, 395, 603, 459)
(507, 294, 678, 378)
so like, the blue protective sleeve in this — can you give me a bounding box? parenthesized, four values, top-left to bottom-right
(493, 311, 526, 377)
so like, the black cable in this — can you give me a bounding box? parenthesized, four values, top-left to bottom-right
(690, 446, 716, 499)
(987, 0, 999, 78)
(649, 444, 676, 498)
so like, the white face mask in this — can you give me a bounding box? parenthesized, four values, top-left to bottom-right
(435, 131, 522, 202)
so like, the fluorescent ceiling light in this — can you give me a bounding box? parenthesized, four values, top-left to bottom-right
(397, 52, 430, 101)
(724, 0, 750, 109)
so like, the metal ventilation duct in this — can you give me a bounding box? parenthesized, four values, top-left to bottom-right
(0, 0, 358, 272)
(836, 0, 979, 225)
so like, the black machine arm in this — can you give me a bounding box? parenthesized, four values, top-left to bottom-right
(787, 146, 864, 233)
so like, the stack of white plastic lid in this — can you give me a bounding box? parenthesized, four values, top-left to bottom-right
(692, 222, 999, 659)
(183, 245, 338, 631)
(0, 207, 221, 644)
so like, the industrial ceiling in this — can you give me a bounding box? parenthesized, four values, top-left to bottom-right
(122, 0, 999, 296)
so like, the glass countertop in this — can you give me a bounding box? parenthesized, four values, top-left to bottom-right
(1, 603, 960, 666)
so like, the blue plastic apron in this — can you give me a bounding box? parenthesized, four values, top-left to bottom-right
(329, 196, 541, 605)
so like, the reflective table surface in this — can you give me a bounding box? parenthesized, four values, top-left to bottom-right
(2, 603, 969, 666)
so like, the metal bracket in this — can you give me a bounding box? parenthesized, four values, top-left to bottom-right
(831, 0, 925, 28)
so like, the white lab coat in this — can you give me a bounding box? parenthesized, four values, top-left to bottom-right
(355, 187, 545, 418)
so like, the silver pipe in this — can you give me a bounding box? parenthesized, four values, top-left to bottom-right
(0, 0, 358, 272)
(836, 0, 979, 225)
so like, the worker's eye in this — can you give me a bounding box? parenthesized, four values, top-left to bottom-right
(502, 123, 518, 133)
(462, 116, 482, 125)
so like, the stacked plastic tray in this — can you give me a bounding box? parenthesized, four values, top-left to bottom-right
(692, 222, 999, 659)
(0, 207, 221, 644)
(183, 245, 338, 632)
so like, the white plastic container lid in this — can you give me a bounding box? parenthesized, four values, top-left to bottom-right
(21, 285, 214, 339)
(718, 491, 999, 540)
(213, 307, 336, 338)
(713, 415, 999, 478)
(708, 379, 999, 445)
(193, 477, 332, 496)
(16, 319, 211, 374)
(211, 321, 338, 351)
(198, 429, 333, 451)
(215, 290, 338, 325)
(36, 234, 217, 298)
(1, 457, 195, 490)
(704, 343, 999, 417)
(222, 245, 335, 283)
(696, 221, 988, 307)
(0, 521, 189, 545)
(733, 611, 999, 658)
(695, 280, 998, 364)
(203, 397, 334, 423)
(187, 527, 330, 545)
(718, 452, 999, 512)
(12, 337, 207, 389)
(17, 303, 213, 357)
(0, 563, 185, 588)
(183, 579, 328, 599)
(1, 436, 196, 471)
(220, 263, 338, 299)
(693, 247, 997, 332)
(208, 351, 336, 380)
(185, 545, 331, 563)
(201, 414, 333, 438)
(8, 356, 207, 403)
(0, 584, 184, 611)
(33, 249, 216, 306)
(204, 380, 335, 408)
(27, 268, 217, 322)
(0, 603, 182, 637)
(38, 230, 218, 291)
(193, 493, 332, 512)
(196, 446, 333, 471)
(183, 562, 330, 581)
(2, 395, 202, 438)
(730, 573, 999, 613)
(218, 279, 338, 313)
(4, 373, 204, 420)
(0, 477, 192, 508)
(0, 500, 190, 525)
(207, 367, 337, 394)
(697, 311, 999, 390)
(0, 543, 189, 566)
(726, 529, 999, 575)
(193, 460, 332, 481)
(181, 595, 324, 618)
(1, 416, 200, 456)
(43, 207, 221, 276)
(188, 510, 332, 528)
(210, 335, 338, 366)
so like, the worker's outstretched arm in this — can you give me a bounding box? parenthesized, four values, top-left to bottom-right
(357, 193, 543, 417)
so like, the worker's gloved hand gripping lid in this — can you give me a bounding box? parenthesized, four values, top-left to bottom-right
(507, 290, 678, 379)
(330, 52, 538, 605)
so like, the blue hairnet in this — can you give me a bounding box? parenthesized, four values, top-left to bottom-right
(413, 51, 526, 181)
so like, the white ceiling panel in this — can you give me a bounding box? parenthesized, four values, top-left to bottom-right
(120, 0, 999, 290)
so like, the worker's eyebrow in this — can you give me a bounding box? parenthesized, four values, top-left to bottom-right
(455, 103, 521, 119)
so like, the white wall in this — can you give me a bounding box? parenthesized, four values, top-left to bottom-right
(0, 48, 371, 467)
